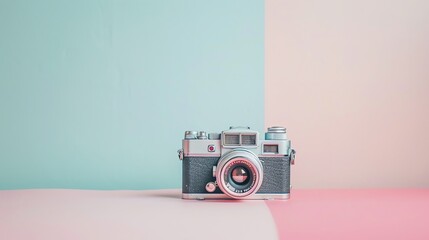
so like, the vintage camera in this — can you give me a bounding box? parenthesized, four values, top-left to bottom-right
(177, 126, 295, 200)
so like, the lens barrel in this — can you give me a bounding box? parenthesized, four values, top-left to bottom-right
(215, 150, 263, 199)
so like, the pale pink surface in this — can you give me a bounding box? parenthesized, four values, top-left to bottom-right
(266, 189, 429, 240)
(0, 189, 277, 240)
(265, 0, 429, 188)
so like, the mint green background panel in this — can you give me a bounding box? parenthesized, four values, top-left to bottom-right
(0, 1, 264, 189)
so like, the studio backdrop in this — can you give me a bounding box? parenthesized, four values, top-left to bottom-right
(1, 0, 428, 190)
(0, 0, 264, 189)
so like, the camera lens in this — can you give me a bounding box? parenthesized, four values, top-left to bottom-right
(231, 167, 249, 184)
(215, 150, 263, 199)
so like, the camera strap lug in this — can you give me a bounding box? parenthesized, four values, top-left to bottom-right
(290, 149, 296, 165)
(177, 149, 183, 160)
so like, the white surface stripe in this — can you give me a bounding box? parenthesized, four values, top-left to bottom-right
(0, 189, 278, 240)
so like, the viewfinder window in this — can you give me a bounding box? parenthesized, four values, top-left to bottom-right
(263, 144, 279, 154)
(241, 134, 256, 145)
(224, 134, 240, 145)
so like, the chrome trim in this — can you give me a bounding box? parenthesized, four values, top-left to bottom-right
(258, 154, 288, 157)
(184, 153, 221, 157)
(182, 193, 290, 200)
(267, 126, 286, 133)
(183, 139, 221, 156)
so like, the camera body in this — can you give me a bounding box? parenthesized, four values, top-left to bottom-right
(178, 126, 295, 200)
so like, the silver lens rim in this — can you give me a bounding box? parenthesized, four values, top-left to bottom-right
(216, 149, 263, 199)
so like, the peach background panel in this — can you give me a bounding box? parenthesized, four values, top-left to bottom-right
(265, 0, 429, 188)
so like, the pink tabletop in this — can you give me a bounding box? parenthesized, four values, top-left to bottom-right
(266, 189, 429, 240)
(1, 189, 428, 240)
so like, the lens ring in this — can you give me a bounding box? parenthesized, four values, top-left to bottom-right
(215, 149, 263, 199)
(223, 159, 256, 193)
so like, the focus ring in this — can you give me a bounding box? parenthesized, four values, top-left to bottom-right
(215, 149, 263, 199)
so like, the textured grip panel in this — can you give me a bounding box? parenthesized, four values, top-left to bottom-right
(259, 156, 290, 193)
(183, 156, 290, 194)
(182, 157, 221, 193)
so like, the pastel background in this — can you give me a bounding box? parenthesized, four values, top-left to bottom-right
(1, 0, 429, 190)
(2, 2, 429, 240)
(266, 0, 429, 188)
(0, 0, 264, 190)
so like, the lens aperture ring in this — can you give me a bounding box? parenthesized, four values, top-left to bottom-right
(215, 149, 263, 199)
